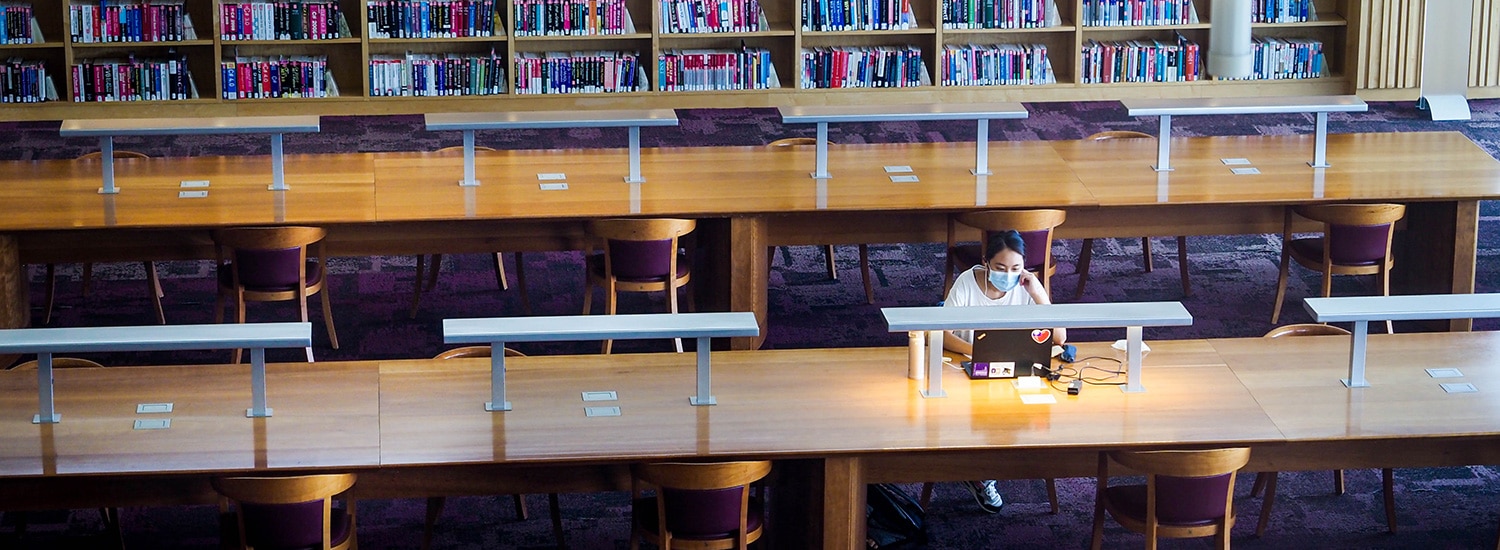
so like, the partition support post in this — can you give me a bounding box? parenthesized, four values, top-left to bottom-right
(1342, 320, 1370, 388)
(1122, 326, 1146, 393)
(921, 330, 946, 398)
(247, 348, 273, 417)
(690, 337, 716, 405)
(1310, 112, 1332, 168)
(33, 352, 59, 424)
(267, 133, 289, 191)
(1153, 115, 1174, 172)
(811, 122, 832, 179)
(625, 126, 645, 183)
(459, 130, 480, 187)
(971, 119, 992, 175)
(486, 341, 512, 411)
(98, 136, 119, 195)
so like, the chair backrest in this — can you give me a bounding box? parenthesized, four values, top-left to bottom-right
(433, 346, 526, 359)
(951, 209, 1067, 270)
(767, 137, 818, 148)
(1292, 204, 1406, 266)
(1106, 448, 1250, 525)
(212, 226, 327, 290)
(212, 473, 356, 550)
(8, 357, 105, 370)
(586, 218, 696, 280)
(77, 150, 150, 160)
(1263, 324, 1352, 338)
(1087, 131, 1154, 140)
(634, 461, 772, 539)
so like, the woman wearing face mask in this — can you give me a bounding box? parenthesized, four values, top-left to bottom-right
(941, 229, 1065, 514)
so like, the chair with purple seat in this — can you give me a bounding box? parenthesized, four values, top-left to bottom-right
(212, 473, 357, 550)
(1074, 131, 1192, 300)
(1271, 203, 1406, 334)
(629, 460, 772, 550)
(212, 226, 338, 363)
(582, 218, 696, 354)
(1091, 447, 1250, 550)
(768, 137, 875, 304)
(943, 209, 1066, 298)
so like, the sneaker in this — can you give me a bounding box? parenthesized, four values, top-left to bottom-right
(963, 480, 1004, 514)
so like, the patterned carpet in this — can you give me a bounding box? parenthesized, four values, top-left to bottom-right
(6, 99, 1500, 548)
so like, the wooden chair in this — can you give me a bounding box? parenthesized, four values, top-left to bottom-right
(1074, 131, 1192, 300)
(212, 473, 357, 550)
(1091, 447, 1250, 550)
(1271, 203, 1406, 334)
(423, 346, 565, 550)
(629, 460, 772, 550)
(1253, 324, 1397, 536)
(409, 145, 530, 319)
(943, 209, 1067, 297)
(582, 218, 696, 353)
(43, 150, 165, 325)
(768, 137, 875, 304)
(212, 226, 338, 363)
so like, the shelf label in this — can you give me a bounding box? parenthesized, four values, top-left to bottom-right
(884, 165, 914, 173)
(178, 190, 208, 198)
(539, 183, 569, 191)
(889, 175, 920, 183)
(537, 173, 567, 181)
(179, 180, 210, 188)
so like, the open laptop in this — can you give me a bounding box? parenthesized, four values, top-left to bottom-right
(965, 329, 1054, 379)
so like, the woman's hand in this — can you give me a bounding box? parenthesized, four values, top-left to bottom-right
(1018, 270, 1041, 289)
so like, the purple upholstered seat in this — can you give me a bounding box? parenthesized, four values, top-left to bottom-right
(240, 500, 351, 550)
(1103, 474, 1233, 527)
(589, 239, 688, 283)
(632, 488, 765, 541)
(1288, 223, 1394, 267)
(221, 247, 323, 291)
(949, 229, 1050, 272)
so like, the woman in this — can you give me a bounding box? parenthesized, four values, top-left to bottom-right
(941, 229, 1065, 514)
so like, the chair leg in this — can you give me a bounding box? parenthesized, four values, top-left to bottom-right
(425, 254, 443, 291)
(1383, 468, 1397, 534)
(824, 244, 838, 280)
(515, 252, 532, 315)
(1256, 471, 1278, 537)
(1090, 488, 1106, 550)
(320, 286, 339, 350)
(1075, 239, 1094, 300)
(81, 262, 95, 297)
(918, 482, 934, 509)
(1141, 237, 1154, 272)
(422, 496, 445, 550)
(512, 494, 530, 520)
(1175, 236, 1191, 297)
(43, 263, 57, 324)
(409, 255, 427, 319)
(493, 252, 509, 291)
(146, 261, 166, 324)
(1045, 478, 1059, 514)
(1333, 469, 1345, 495)
(1271, 244, 1292, 324)
(548, 493, 566, 549)
(1250, 472, 1268, 497)
(859, 244, 873, 304)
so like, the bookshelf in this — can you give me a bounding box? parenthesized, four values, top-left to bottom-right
(0, 0, 1360, 120)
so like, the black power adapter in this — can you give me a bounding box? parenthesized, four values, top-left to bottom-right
(1068, 380, 1082, 395)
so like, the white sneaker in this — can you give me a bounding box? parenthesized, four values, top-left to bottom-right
(963, 480, 1004, 514)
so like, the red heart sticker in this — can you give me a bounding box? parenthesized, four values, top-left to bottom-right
(1031, 329, 1051, 344)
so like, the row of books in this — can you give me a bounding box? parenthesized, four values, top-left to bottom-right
(1250, 0, 1315, 23)
(221, 55, 336, 99)
(70, 54, 196, 102)
(942, 0, 1051, 30)
(514, 0, 635, 36)
(800, 46, 926, 88)
(658, 47, 777, 91)
(514, 51, 642, 94)
(1217, 36, 1324, 80)
(1079, 34, 1199, 83)
(941, 43, 1054, 86)
(1080, 0, 1196, 27)
(800, 0, 915, 31)
(221, 1, 347, 41)
(1, 57, 50, 102)
(0, 3, 35, 44)
(69, 1, 196, 43)
(367, 0, 502, 38)
(659, 0, 767, 33)
(369, 52, 507, 96)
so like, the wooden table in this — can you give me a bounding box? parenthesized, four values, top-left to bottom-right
(4, 132, 1499, 348)
(3, 335, 1500, 547)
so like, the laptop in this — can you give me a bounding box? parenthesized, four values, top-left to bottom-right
(965, 329, 1054, 379)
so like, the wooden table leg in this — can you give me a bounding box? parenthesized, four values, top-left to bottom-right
(1395, 200, 1478, 331)
(0, 234, 26, 367)
(822, 456, 865, 550)
(729, 216, 768, 350)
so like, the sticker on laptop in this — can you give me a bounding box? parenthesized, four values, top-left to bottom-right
(1030, 329, 1051, 344)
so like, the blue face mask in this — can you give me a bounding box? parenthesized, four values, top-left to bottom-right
(987, 269, 1021, 292)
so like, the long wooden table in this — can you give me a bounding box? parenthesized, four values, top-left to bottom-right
(4, 132, 1499, 348)
(4, 333, 1500, 548)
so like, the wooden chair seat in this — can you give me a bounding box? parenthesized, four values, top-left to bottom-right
(1272, 203, 1405, 333)
(212, 473, 357, 550)
(1092, 447, 1250, 549)
(629, 460, 772, 550)
(582, 218, 697, 354)
(212, 226, 338, 363)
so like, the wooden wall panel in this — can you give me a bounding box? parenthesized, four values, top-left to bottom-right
(1356, 0, 1423, 90)
(1473, 0, 1500, 88)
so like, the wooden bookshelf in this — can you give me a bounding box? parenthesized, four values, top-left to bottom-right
(0, 0, 1366, 120)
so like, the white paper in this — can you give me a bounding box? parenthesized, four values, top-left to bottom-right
(1020, 394, 1057, 405)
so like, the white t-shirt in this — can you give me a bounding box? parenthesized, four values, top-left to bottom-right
(944, 265, 1036, 344)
